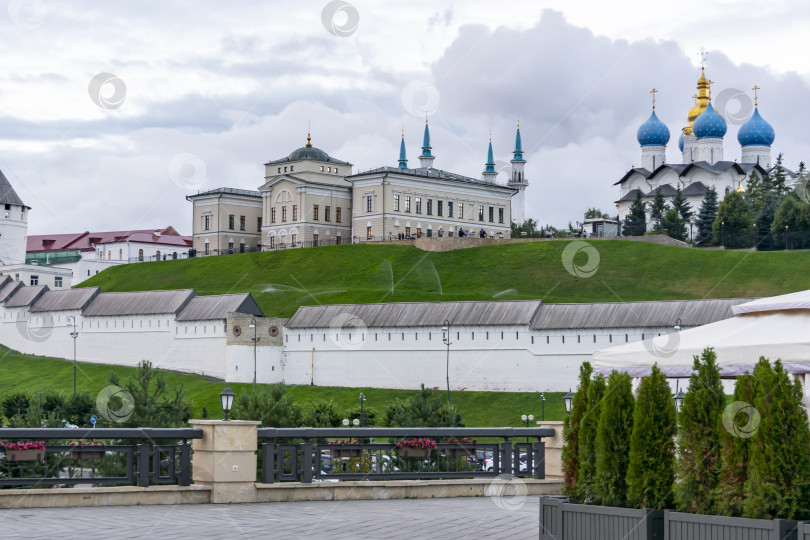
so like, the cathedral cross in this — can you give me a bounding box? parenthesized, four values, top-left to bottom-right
(752, 85, 760, 107)
(650, 88, 658, 110)
(699, 48, 708, 69)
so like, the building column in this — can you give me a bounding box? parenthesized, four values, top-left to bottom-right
(537, 420, 564, 477)
(189, 419, 260, 503)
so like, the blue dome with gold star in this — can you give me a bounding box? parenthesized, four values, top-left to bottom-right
(737, 108, 775, 147)
(636, 111, 670, 146)
(693, 103, 727, 139)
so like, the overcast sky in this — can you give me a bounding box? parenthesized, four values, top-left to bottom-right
(2, 0, 809, 234)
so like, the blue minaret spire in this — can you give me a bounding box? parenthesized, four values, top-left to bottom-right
(398, 128, 408, 169)
(482, 131, 498, 183)
(509, 117, 528, 224)
(419, 115, 435, 168)
(512, 118, 524, 161)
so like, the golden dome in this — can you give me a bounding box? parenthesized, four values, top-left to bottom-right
(683, 68, 711, 136)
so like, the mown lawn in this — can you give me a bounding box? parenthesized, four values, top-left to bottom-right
(79, 241, 810, 318)
(0, 348, 565, 426)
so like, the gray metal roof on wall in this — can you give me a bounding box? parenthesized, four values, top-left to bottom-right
(29, 287, 102, 313)
(0, 280, 23, 303)
(176, 293, 264, 321)
(287, 300, 543, 329)
(0, 168, 28, 208)
(82, 289, 196, 317)
(4, 285, 49, 308)
(529, 298, 752, 330)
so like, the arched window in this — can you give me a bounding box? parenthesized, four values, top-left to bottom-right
(138, 249, 144, 262)
(172, 252, 177, 260)
(725, 187, 730, 195)
(155, 250, 161, 261)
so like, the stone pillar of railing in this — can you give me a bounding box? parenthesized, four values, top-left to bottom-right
(189, 419, 260, 503)
(537, 421, 564, 477)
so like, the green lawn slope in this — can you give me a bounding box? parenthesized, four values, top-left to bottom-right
(79, 241, 810, 317)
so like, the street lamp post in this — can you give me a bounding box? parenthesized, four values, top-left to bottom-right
(220, 386, 235, 421)
(442, 320, 451, 403)
(66, 316, 79, 396)
(673, 388, 686, 413)
(752, 222, 757, 249)
(541, 393, 546, 421)
(360, 393, 366, 427)
(689, 216, 695, 244)
(521, 414, 535, 444)
(785, 225, 789, 250)
(563, 389, 575, 415)
(249, 318, 261, 391)
(721, 221, 725, 248)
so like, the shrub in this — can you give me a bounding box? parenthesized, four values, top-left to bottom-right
(742, 359, 810, 519)
(714, 372, 757, 517)
(304, 398, 343, 427)
(562, 361, 592, 497)
(231, 383, 302, 427)
(381, 384, 463, 427)
(675, 348, 725, 513)
(626, 364, 676, 509)
(1, 391, 30, 421)
(577, 373, 606, 502)
(343, 405, 378, 427)
(64, 392, 95, 427)
(594, 371, 635, 506)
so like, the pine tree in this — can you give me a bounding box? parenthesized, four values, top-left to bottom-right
(671, 186, 693, 220)
(712, 191, 753, 248)
(622, 190, 647, 236)
(742, 359, 810, 520)
(662, 207, 686, 241)
(562, 362, 593, 497)
(771, 193, 810, 249)
(594, 371, 635, 507)
(695, 186, 719, 246)
(754, 191, 781, 250)
(769, 153, 789, 196)
(577, 374, 606, 502)
(674, 348, 725, 513)
(649, 188, 669, 233)
(713, 373, 757, 517)
(745, 170, 766, 215)
(626, 364, 676, 509)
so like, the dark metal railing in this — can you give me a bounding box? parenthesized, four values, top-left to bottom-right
(0, 428, 202, 489)
(257, 427, 553, 484)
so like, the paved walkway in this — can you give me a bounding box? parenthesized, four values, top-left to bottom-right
(0, 496, 540, 539)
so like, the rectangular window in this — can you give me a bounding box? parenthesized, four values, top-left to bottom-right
(240, 215, 246, 230)
(405, 226, 411, 237)
(54, 276, 62, 288)
(313, 234, 319, 246)
(257, 217, 262, 231)
(405, 196, 411, 213)
(282, 206, 287, 222)
(269, 236, 275, 248)
(325, 206, 331, 222)
(415, 197, 422, 214)
(437, 200, 443, 217)
(416, 227, 422, 237)
(499, 208, 504, 224)
(366, 195, 373, 213)
(478, 205, 484, 221)
(203, 215, 210, 230)
(291, 233, 297, 245)
(204, 243, 210, 255)
(394, 194, 400, 211)
(336, 207, 342, 223)
(489, 207, 494, 222)
(271, 208, 277, 223)
(313, 205, 319, 220)
(292, 205, 298, 221)
(366, 226, 373, 239)
(228, 215, 235, 230)
(335, 236, 341, 245)
(427, 199, 432, 215)
(448, 201, 454, 218)
(458, 203, 464, 219)
(228, 241, 234, 252)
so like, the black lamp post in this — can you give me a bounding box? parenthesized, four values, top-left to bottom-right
(752, 222, 757, 248)
(220, 386, 235, 421)
(564, 389, 575, 415)
(721, 221, 725, 247)
(785, 225, 789, 250)
(249, 317, 261, 391)
(360, 393, 366, 427)
(521, 414, 535, 444)
(66, 316, 79, 396)
(689, 216, 695, 244)
(673, 388, 686, 413)
(442, 319, 451, 403)
(541, 393, 546, 421)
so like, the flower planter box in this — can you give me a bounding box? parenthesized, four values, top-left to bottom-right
(397, 447, 431, 459)
(445, 447, 474, 457)
(666, 510, 799, 540)
(539, 497, 663, 540)
(5, 449, 44, 462)
(70, 449, 105, 460)
(329, 448, 362, 459)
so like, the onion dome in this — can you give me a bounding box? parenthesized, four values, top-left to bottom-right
(636, 111, 670, 146)
(693, 103, 727, 139)
(737, 108, 775, 147)
(678, 132, 684, 152)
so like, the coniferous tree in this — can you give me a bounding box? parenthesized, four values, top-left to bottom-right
(695, 186, 719, 246)
(626, 364, 676, 509)
(769, 153, 790, 196)
(662, 207, 687, 241)
(594, 371, 635, 507)
(712, 191, 753, 248)
(772, 193, 810, 249)
(671, 186, 693, 221)
(714, 373, 757, 517)
(754, 191, 781, 250)
(742, 359, 810, 520)
(674, 348, 725, 513)
(562, 362, 593, 497)
(577, 374, 606, 502)
(649, 188, 669, 233)
(745, 170, 767, 215)
(622, 191, 647, 236)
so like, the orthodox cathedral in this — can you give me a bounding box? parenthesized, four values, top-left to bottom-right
(615, 67, 782, 228)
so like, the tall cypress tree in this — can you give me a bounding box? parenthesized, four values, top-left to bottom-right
(562, 362, 592, 497)
(594, 371, 635, 507)
(622, 190, 647, 236)
(714, 373, 757, 517)
(626, 364, 676, 509)
(712, 191, 753, 248)
(695, 186, 719, 246)
(577, 374, 606, 503)
(743, 358, 810, 520)
(674, 348, 725, 513)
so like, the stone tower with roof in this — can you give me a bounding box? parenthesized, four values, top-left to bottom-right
(0, 169, 30, 265)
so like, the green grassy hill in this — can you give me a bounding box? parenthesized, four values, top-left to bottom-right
(0, 348, 565, 426)
(79, 241, 810, 317)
